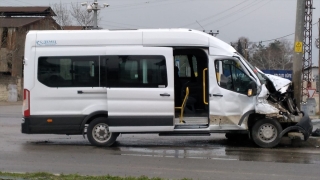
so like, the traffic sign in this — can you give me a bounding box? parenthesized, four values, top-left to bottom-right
(294, 41, 303, 53)
(307, 88, 316, 98)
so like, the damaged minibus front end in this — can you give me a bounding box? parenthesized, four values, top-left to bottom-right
(255, 71, 313, 144)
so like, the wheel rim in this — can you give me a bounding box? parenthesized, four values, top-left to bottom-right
(257, 123, 277, 143)
(92, 123, 111, 143)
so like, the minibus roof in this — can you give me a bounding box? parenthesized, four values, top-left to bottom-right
(29, 29, 236, 56)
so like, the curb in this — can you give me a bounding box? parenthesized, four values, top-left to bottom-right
(0, 101, 23, 106)
(291, 136, 320, 147)
(287, 120, 320, 147)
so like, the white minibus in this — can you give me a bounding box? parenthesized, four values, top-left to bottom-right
(21, 29, 313, 148)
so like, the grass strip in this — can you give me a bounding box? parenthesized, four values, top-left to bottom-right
(0, 172, 192, 180)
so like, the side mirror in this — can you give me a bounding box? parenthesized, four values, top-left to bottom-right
(247, 81, 257, 97)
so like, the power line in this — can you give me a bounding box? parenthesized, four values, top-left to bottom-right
(201, 0, 266, 27)
(252, 21, 319, 44)
(179, 0, 248, 27)
(256, 33, 295, 43)
(215, 0, 273, 30)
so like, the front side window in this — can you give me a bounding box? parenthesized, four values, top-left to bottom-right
(104, 55, 167, 88)
(215, 59, 252, 94)
(235, 53, 264, 84)
(38, 56, 99, 87)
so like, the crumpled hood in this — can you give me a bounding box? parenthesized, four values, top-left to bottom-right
(255, 68, 291, 94)
(255, 68, 294, 115)
(264, 74, 291, 91)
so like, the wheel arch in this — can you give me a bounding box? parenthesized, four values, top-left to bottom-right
(238, 110, 265, 130)
(246, 113, 266, 132)
(80, 111, 108, 130)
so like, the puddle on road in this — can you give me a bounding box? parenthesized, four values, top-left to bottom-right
(118, 146, 320, 164)
(117, 147, 238, 161)
(20, 135, 320, 165)
(114, 145, 320, 165)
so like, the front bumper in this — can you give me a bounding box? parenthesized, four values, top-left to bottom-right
(280, 115, 313, 140)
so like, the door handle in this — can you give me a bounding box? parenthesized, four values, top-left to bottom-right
(77, 90, 107, 94)
(160, 93, 170, 97)
(212, 94, 223, 97)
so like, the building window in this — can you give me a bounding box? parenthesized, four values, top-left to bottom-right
(103, 55, 167, 88)
(1, 28, 8, 48)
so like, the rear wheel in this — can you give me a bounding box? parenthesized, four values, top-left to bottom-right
(87, 117, 119, 147)
(251, 118, 282, 148)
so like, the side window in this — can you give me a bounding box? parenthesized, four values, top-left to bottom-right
(38, 56, 99, 87)
(215, 59, 251, 94)
(105, 55, 167, 88)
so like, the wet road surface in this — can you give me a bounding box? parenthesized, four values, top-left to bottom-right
(1, 104, 320, 180)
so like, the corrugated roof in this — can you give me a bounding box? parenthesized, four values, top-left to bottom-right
(0, 6, 56, 16)
(0, 17, 44, 27)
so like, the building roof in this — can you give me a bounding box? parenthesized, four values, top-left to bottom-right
(0, 6, 56, 16)
(63, 26, 85, 30)
(0, 17, 44, 27)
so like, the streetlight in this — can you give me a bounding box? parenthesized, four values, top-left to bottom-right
(81, 1, 109, 29)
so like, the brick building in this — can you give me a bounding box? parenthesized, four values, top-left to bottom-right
(0, 7, 60, 101)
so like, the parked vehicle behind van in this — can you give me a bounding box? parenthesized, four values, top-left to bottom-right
(21, 29, 313, 148)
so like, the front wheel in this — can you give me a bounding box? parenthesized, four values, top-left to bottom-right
(87, 117, 119, 147)
(251, 118, 282, 148)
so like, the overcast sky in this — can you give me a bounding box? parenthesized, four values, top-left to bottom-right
(1, 0, 320, 64)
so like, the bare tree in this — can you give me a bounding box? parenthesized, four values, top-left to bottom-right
(231, 37, 251, 60)
(50, 2, 101, 29)
(51, 2, 72, 29)
(70, 2, 94, 29)
(249, 40, 293, 70)
(277, 39, 293, 70)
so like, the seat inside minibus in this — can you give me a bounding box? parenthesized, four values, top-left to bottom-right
(173, 48, 209, 118)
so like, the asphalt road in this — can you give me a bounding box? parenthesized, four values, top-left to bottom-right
(1, 104, 320, 180)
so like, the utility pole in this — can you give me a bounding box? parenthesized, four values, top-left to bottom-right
(93, 0, 98, 29)
(292, 0, 306, 106)
(81, 0, 109, 29)
(318, 18, 320, 113)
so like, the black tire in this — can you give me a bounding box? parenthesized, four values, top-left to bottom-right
(251, 118, 282, 148)
(87, 117, 119, 147)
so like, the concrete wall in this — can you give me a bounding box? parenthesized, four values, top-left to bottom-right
(0, 48, 9, 72)
(0, 75, 22, 101)
(0, 17, 59, 101)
